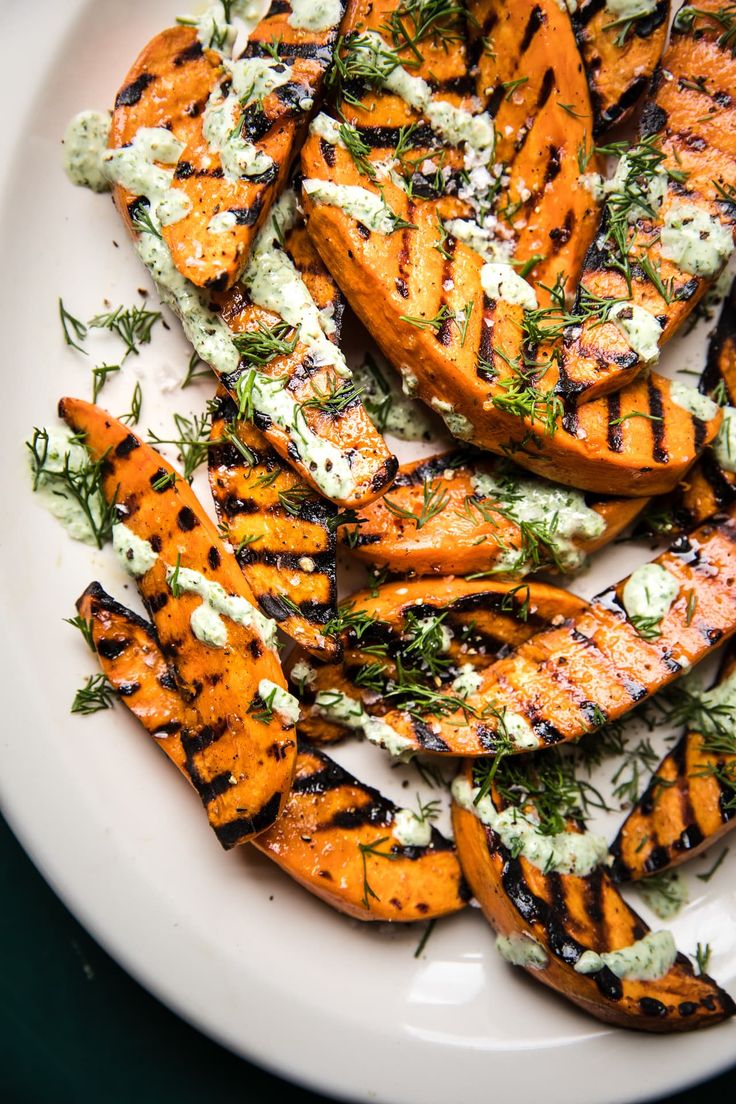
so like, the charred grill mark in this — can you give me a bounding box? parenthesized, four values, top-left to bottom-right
(607, 392, 623, 452)
(327, 800, 393, 831)
(647, 378, 668, 464)
(193, 768, 235, 805)
(320, 137, 336, 166)
(97, 636, 130, 661)
(412, 720, 451, 752)
(177, 506, 199, 531)
(548, 209, 575, 255)
(501, 855, 545, 924)
(520, 5, 546, 54)
(115, 434, 140, 458)
(597, 76, 649, 133)
(537, 67, 556, 110)
(213, 790, 283, 848)
(180, 724, 222, 758)
(174, 162, 225, 180)
(356, 123, 435, 150)
(244, 40, 333, 64)
(476, 295, 495, 381)
(544, 145, 562, 184)
(228, 203, 264, 226)
(174, 41, 204, 66)
(115, 73, 155, 108)
(561, 393, 579, 436)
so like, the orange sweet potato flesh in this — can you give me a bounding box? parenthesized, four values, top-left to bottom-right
(610, 648, 736, 882)
(373, 506, 736, 756)
(562, 2, 736, 400)
(470, 0, 602, 294)
(288, 577, 588, 746)
(345, 450, 648, 575)
(452, 760, 735, 1031)
(80, 582, 468, 921)
(572, 0, 670, 134)
(208, 389, 340, 659)
(109, 13, 342, 290)
(61, 398, 296, 847)
(299, 10, 722, 495)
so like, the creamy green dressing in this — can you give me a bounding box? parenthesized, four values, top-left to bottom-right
(622, 562, 679, 627)
(179, 1, 270, 56)
(605, 152, 667, 224)
(258, 678, 300, 725)
(351, 355, 436, 440)
(203, 57, 293, 181)
(302, 178, 400, 234)
(29, 427, 103, 545)
(480, 263, 537, 309)
(166, 564, 278, 650)
(429, 399, 474, 441)
(637, 871, 688, 920)
(112, 523, 159, 577)
(310, 112, 343, 145)
(208, 210, 238, 233)
(471, 469, 605, 573)
(670, 380, 719, 422)
(495, 932, 548, 970)
(288, 0, 342, 31)
(452, 663, 484, 698)
(452, 776, 609, 876)
(63, 110, 112, 193)
(190, 601, 229, 647)
(661, 204, 734, 277)
(607, 0, 658, 16)
(312, 688, 415, 760)
(102, 132, 359, 503)
(685, 666, 736, 736)
(290, 658, 317, 689)
(609, 302, 662, 365)
(713, 406, 736, 472)
(393, 808, 432, 848)
(445, 218, 513, 264)
(574, 930, 677, 980)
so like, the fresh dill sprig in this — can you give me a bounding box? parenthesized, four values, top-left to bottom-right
(26, 428, 117, 549)
(232, 321, 298, 366)
(88, 303, 162, 358)
(383, 478, 449, 530)
(694, 941, 713, 975)
(91, 363, 121, 402)
(120, 381, 143, 426)
(382, 0, 465, 61)
(71, 673, 116, 715)
(59, 298, 88, 354)
(181, 351, 211, 389)
(674, 4, 736, 56)
(64, 614, 96, 653)
(358, 835, 400, 908)
(299, 378, 364, 417)
(147, 411, 211, 481)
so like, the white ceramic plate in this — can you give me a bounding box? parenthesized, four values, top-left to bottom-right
(1, 3, 735, 1101)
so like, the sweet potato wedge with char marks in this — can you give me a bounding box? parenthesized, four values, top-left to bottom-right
(452, 759, 735, 1031)
(469, 0, 602, 294)
(288, 578, 588, 747)
(610, 646, 736, 881)
(80, 583, 467, 921)
(208, 389, 340, 659)
(345, 450, 648, 576)
(110, 3, 346, 291)
(371, 505, 736, 756)
(300, 163, 721, 494)
(300, 5, 722, 495)
(561, 1, 736, 401)
(572, 0, 670, 135)
(61, 398, 296, 847)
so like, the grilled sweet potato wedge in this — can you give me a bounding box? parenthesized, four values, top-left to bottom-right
(288, 577, 588, 747)
(610, 647, 736, 881)
(60, 398, 297, 847)
(110, 3, 345, 291)
(371, 505, 736, 756)
(452, 759, 735, 1031)
(571, 1, 670, 134)
(300, 7, 722, 495)
(208, 389, 340, 658)
(470, 0, 602, 293)
(345, 450, 648, 576)
(561, 2, 736, 400)
(80, 582, 467, 921)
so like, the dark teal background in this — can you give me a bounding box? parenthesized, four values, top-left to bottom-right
(1, 813, 733, 1104)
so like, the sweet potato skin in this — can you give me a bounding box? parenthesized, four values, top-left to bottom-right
(61, 398, 296, 847)
(452, 761, 735, 1032)
(80, 582, 467, 921)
